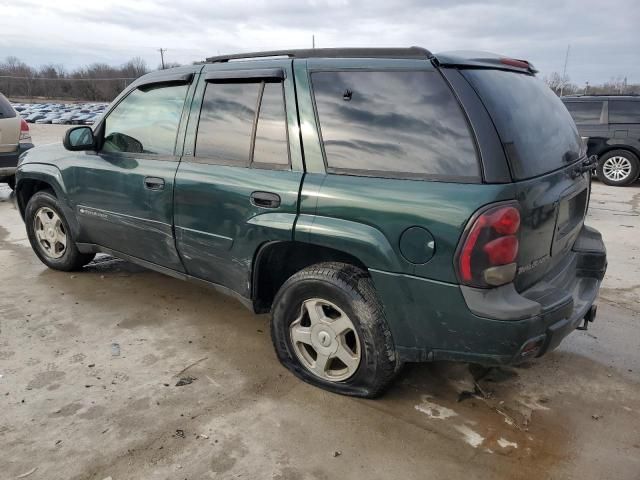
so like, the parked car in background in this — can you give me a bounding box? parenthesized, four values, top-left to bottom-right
(15, 49, 606, 397)
(562, 95, 640, 186)
(0, 93, 33, 190)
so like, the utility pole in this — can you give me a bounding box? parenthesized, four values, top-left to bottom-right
(158, 48, 167, 69)
(312, 35, 315, 49)
(559, 44, 570, 97)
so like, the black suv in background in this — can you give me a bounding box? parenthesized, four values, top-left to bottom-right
(562, 95, 640, 186)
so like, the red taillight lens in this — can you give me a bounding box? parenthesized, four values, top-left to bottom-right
(19, 118, 31, 142)
(457, 203, 521, 288)
(483, 236, 518, 265)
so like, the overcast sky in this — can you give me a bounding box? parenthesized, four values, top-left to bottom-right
(1, 0, 638, 85)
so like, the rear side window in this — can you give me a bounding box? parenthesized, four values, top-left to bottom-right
(464, 70, 582, 180)
(564, 101, 603, 124)
(103, 84, 188, 155)
(0, 94, 17, 118)
(311, 71, 479, 180)
(195, 80, 289, 168)
(609, 101, 640, 123)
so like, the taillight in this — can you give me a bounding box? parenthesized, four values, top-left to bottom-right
(456, 203, 521, 288)
(19, 118, 31, 143)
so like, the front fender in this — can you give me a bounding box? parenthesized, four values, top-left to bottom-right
(15, 163, 79, 236)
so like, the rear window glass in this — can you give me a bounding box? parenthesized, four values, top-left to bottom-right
(0, 94, 16, 118)
(609, 100, 640, 123)
(564, 101, 603, 124)
(311, 71, 479, 180)
(464, 70, 582, 180)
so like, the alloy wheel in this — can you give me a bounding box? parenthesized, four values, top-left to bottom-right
(33, 207, 67, 259)
(289, 298, 361, 382)
(602, 156, 632, 182)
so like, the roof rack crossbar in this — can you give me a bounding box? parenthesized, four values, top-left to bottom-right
(205, 47, 432, 63)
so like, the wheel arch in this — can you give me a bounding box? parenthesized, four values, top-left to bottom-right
(594, 144, 640, 163)
(251, 240, 369, 313)
(16, 165, 80, 237)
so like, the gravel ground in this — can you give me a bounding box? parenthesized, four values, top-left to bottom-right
(0, 125, 639, 480)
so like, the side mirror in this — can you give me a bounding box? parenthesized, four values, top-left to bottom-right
(63, 126, 95, 151)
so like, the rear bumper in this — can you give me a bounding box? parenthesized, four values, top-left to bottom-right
(0, 143, 34, 177)
(371, 225, 606, 364)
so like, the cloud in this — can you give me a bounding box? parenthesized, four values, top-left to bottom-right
(0, 0, 638, 84)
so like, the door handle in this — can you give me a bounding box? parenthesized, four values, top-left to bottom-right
(144, 176, 165, 190)
(250, 191, 281, 209)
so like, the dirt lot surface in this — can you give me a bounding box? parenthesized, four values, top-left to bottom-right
(1, 126, 639, 480)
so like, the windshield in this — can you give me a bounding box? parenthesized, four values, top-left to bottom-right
(463, 69, 582, 180)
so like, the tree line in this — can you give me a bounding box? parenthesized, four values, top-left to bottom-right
(0, 57, 151, 102)
(544, 71, 640, 96)
(1, 56, 638, 102)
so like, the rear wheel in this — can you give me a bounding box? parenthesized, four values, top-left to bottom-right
(25, 191, 95, 271)
(597, 150, 639, 186)
(271, 262, 400, 398)
(6, 176, 15, 191)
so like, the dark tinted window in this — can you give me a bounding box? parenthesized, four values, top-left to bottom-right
(464, 70, 582, 180)
(103, 84, 187, 155)
(196, 83, 259, 165)
(564, 101, 603, 124)
(0, 94, 17, 118)
(609, 100, 640, 123)
(311, 71, 478, 179)
(253, 82, 289, 166)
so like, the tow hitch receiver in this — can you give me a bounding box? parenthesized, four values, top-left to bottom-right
(577, 305, 597, 331)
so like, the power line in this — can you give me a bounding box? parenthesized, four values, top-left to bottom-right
(0, 75, 137, 81)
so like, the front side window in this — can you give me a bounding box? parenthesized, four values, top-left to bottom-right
(311, 70, 479, 179)
(195, 80, 289, 168)
(609, 100, 640, 124)
(103, 83, 188, 155)
(564, 101, 603, 124)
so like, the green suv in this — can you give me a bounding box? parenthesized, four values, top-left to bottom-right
(15, 48, 607, 397)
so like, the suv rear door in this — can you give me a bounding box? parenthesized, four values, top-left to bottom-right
(460, 68, 590, 291)
(174, 60, 303, 298)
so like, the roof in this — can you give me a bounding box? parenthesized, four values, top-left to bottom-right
(205, 47, 432, 63)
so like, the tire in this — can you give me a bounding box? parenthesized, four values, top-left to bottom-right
(25, 191, 95, 271)
(271, 262, 400, 398)
(596, 150, 640, 186)
(6, 176, 15, 191)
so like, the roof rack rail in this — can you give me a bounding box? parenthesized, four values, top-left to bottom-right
(205, 47, 432, 63)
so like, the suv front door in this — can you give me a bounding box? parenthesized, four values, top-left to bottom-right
(174, 61, 303, 297)
(65, 71, 196, 270)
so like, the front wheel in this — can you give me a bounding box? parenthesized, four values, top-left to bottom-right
(271, 262, 400, 398)
(596, 150, 640, 186)
(25, 191, 95, 271)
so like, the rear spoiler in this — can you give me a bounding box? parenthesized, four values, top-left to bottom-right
(432, 51, 538, 75)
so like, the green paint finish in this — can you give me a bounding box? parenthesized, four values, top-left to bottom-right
(15, 55, 603, 366)
(305, 173, 514, 281)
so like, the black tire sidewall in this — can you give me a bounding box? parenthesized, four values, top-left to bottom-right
(25, 191, 87, 271)
(597, 150, 640, 186)
(271, 267, 396, 397)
